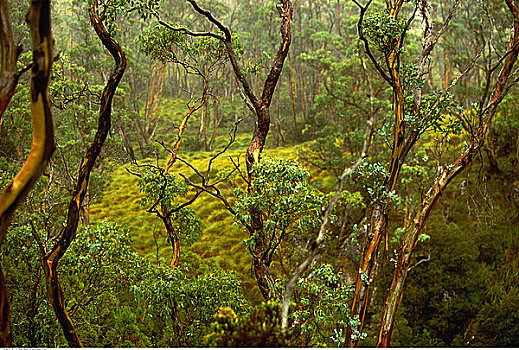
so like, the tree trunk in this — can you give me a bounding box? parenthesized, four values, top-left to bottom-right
(158, 79, 208, 268)
(346, 1, 407, 345)
(273, 93, 280, 147)
(377, 1, 519, 345)
(246, 105, 274, 299)
(288, 53, 299, 142)
(40, 1, 126, 346)
(0, 0, 55, 344)
(145, 61, 166, 142)
(208, 98, 220, 152)
(346, 48, 406, 349)
(0, 0, 19, 118)
(162, 211, 180, 268)
(184, 0, 292, 299)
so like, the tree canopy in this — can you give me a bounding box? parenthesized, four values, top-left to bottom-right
(1, 0, 519, 347)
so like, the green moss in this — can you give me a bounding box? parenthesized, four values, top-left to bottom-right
(90, 137, 336, 303)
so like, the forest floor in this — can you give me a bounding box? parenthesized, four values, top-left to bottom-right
(89, 135, 336, 302)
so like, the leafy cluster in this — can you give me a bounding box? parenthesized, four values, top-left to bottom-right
(139, 24, 230, 66)
(139, 24, 187, 63)
(235, 157, 323, 251)
(292, 263, 366, 346)
(138, 168, 187, 208)
(363, 12, 407, 53)
(352, 160, 389, 202)
(59, 221, 247, 346)
(138, 167, 202, 245)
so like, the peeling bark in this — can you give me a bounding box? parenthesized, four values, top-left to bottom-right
(377, 1, 519, 346)
(0, 0, 55, 345)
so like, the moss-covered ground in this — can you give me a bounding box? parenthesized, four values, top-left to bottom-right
(90, 132, 334, 302)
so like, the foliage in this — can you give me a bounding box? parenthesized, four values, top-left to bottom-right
(234, 157, 323, 253)
(351, 160, 400, 205)
(292, 263, 366, 346)
(364, 12, 407, 53)
(138, 167, 202, 246)
(139, 24, 229, 66)
(205, 301, 293, 347)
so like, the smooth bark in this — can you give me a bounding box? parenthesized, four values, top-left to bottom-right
(40, 1, 126, 346)
(0, 0, 55, 345)
(377, 1, 519, 345)
(0, 0, 19, 118)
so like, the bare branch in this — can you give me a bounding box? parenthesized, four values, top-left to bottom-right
(407, 254, 431, 273)
(155, 17, 223, 41)
(186, 0, 230, 36)
(422, 0, 464, 58)
(354, 0, 394, 85)
(281, 111, 375, 333)
(206, 118, 242, 180)
(230, 155, 250, 186)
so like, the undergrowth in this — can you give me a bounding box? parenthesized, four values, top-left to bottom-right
(90, 133, 332, 302)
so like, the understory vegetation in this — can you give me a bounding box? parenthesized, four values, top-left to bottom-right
(1, 0, 519, 347)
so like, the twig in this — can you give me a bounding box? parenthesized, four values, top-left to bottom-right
(281, 110, 375, 332)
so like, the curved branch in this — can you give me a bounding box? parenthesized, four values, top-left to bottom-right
(0, 0, 54, 345)
(354, 0, 394, 85)
(157, 18, 223, 40)
(41, 0, 127, 346)
(184, 0, 260, 110)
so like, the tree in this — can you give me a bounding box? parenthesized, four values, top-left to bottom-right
(0, 0, 54, 344)
(142, 0, 294, 299)
(37, 0, 126, 346)
(133, 21, 226, 268)
(377, 0, 519, 346)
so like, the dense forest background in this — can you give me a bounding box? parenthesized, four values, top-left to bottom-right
(1, 0, 519, 347)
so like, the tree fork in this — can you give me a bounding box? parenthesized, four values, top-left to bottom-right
(173, 0, 292, 299)
(377, 1, 519, 345)
(245, 0, 293, 300)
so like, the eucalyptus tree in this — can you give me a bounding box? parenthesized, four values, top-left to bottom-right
(0, 0, 21, 117)
(128, 0, 294, 299)
(0, 0, 54, 345)
(25, 0, 127, 346)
